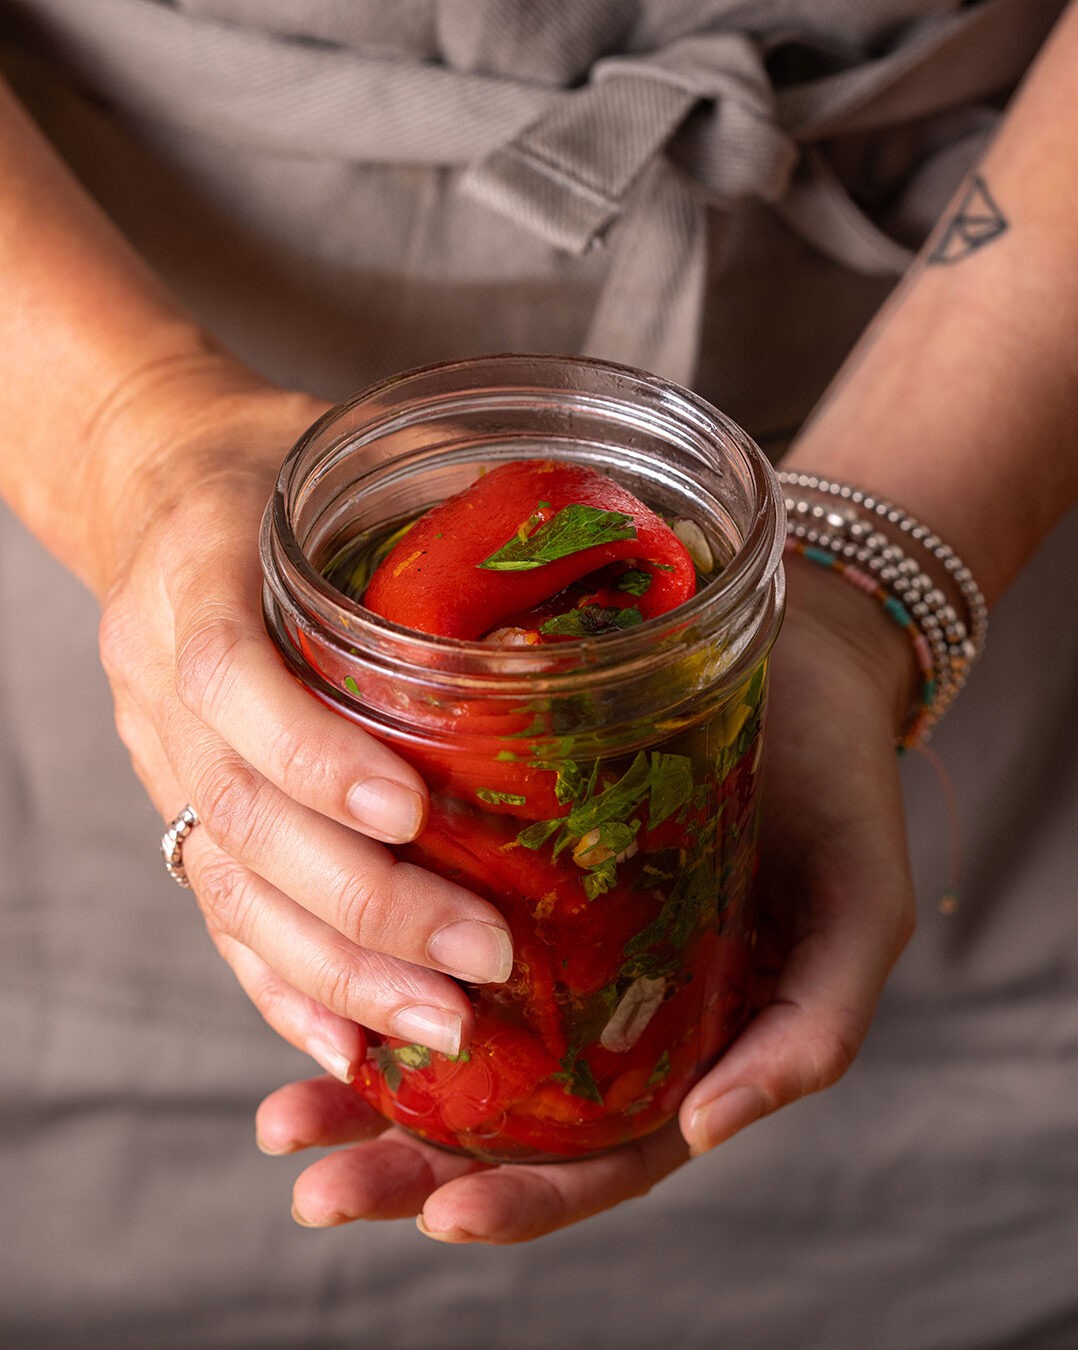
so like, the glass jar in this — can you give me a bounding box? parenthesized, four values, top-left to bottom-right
(260, 355, 785, 1164)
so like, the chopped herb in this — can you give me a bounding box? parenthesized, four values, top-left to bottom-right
(583, 865, 617, 900)
(539, 605, 643, 637)
(506, 711, 551, 740)
(394, 1044, 432, 1070)
(343, 675, 360, 696)
(615, 568, 653, 597)
(478, 503, 636, 572)
(476, 788, 527, 806)
(517, 818, 562, 850)
(566, 752, 651, 837)
(621, 839, 719, 965)
(647, 753, 695, 829)
(554, 760, 587, 805)
(554, 1049, 604, 1104)
(647, 1049, 671, 1087)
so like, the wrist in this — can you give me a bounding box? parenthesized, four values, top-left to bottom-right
(782, 550, 920, 746)
(81, 339, 327, 597)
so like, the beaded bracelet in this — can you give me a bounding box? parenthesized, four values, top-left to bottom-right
(778, 472, 988, 747)
(783, 537, 938, 747)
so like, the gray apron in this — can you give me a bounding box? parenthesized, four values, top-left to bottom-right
(2, 2, 1077, 1346)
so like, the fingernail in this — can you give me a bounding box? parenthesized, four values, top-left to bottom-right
(416, 1214, 477, 1244)
(305, 1035, 355, 1084)
(346, 778, 424, 843)
(291, 1202, 319, 1228)
(390, 1005, 463, 1058)
(427, 920, 513, 984)
(257, 1133, 298, 1157)
(686, 1085, 766, 1157)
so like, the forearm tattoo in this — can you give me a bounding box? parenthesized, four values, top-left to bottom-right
(927, 173, 1008, 265)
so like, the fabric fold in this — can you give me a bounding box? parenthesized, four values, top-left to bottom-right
(6, 0, 1066, 385)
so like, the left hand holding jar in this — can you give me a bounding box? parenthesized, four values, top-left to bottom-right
(96, 368, 516, 1082)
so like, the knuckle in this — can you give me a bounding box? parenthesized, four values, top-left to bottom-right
(110, 699, 142, 754)
(805, 1016, 860, 1095)
(308, 946, 366, 1019)
(97, 601, 141, 684)
(247, 967, 291, 1024)
(262, 721, 336, 800)
(194, 755, 269, 859)
(196, 856, 261, 944)
(328, 869, 387, 949)
(174, 619, 246, 724)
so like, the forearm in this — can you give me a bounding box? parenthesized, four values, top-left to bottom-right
(0, 75, 269, 595)
(785, 0, 1078, 608)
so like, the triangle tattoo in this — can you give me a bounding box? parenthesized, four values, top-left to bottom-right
(928, 174, 1008, 265)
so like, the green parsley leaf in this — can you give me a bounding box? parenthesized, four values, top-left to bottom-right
(516, 818, 562, 850)
(615, 568, 653, 597)
(475, 788, 527, 806)
(553, 760, 587, 805)
(647, 752, 695, 828)
(393, 1044, 432, 1070)
(647, 1049, 671, 1087)
(478, 504, 637, 572)
(539, 605, 643, 637)
(583, 864, 617, 900)
(554, 1051, 604, 1104)
(566, 751, 651, 836)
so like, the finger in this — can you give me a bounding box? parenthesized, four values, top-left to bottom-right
(114, 700, 428, 1077)
(678, 876, 914, 1157)
(167, 535, 430, 846)
(110, 691, 184, 813)
(415, 1122, 691, 1244)
(116, 673, 503, 1058)
(182, 827, 479, 1056)
(255, 1076, 389, 1156)
(165, 717, 513, 984)
(290, 1132, 488, 1226)
(108, 575, 515, 987)
(213, 932, 367, 1085)
(286, 1119, 689, 1240)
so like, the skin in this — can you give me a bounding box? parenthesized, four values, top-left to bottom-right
(2, 3, 1078, 1243)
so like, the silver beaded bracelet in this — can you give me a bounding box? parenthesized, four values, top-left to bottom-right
(778, 472, 988, 745)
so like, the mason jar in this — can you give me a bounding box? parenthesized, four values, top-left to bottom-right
(260, 355, 785, 1164)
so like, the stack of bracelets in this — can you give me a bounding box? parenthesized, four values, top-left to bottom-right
(778, 472, 989, 750)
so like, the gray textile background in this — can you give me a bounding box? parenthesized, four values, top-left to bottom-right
(1, 2, 1076, 1347)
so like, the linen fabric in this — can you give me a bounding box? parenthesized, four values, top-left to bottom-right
(1, 2, 1076, 1346)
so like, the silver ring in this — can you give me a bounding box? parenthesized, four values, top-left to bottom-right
(161, 805, 200, 889)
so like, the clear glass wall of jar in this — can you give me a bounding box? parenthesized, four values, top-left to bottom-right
(260, 355, 785, 1163)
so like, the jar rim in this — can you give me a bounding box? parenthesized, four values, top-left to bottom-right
(263, 354, 784, 682)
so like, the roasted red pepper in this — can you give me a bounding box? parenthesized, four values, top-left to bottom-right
(325, 460, 765, 1161)
(363, 460, 696, 641)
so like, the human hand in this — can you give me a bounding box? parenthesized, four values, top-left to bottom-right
(97, 364, 515, 1082)
(253, 557, 918, 1240)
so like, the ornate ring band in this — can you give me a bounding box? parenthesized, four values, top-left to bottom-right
(161, 804, 200, 889)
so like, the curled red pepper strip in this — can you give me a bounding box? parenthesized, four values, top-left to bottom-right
(363, 460, 696, 640)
